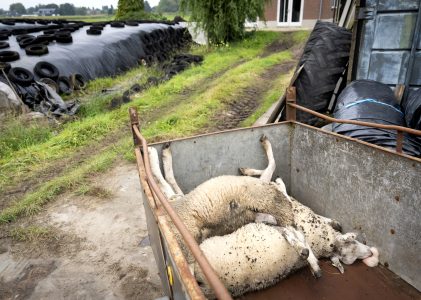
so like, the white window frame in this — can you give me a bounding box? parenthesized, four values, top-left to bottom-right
(277, 0, 304, 26)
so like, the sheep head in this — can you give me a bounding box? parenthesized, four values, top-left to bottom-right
(334, 232, 373, 265)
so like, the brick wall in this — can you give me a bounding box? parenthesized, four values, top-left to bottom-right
(264, 0, 333, 22)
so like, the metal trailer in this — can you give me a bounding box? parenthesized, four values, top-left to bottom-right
(129, 99, 421, 299)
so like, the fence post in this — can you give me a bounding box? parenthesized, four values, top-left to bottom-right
(286, 86, 296, 121)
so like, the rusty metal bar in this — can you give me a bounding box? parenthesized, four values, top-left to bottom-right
(286, 86, 297, 121)
(396, 131, 404, 153)
(129, 108, 233, 300)
(287, 103, 421, 136)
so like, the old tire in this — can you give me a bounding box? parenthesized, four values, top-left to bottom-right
(34, 61, 59, 80)
(293, 21, 352, 126)
(8, 67, 34, 86)
(0, 41, 9, 49)
(55, 33, 73, 43)
(57, 76, 73, 95)
(0, 50, 20, 62)
(25, 44, 49, 56)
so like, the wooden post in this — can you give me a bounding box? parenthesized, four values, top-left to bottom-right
(286, 86, 296, 121)
(129, 107, 141, 147)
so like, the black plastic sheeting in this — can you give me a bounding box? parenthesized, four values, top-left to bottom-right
(333, 80, 421, 157)
(403, 88, 421, 130)
(0, 21, 185, 80)
(0, 19, 192, 116)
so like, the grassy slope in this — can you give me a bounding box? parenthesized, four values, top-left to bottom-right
(0, 30, 309, 223)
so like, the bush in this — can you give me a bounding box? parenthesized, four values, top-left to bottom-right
(180, 0, 267, 44)
(116, 0, 145, 20)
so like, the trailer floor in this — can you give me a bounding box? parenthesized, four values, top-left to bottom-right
(240, 260, 420, 300)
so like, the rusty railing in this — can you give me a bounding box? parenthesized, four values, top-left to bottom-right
(129, 107, 233, 300)
(285, 86, 421, 154)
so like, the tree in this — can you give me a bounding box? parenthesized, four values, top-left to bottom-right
(0, 9, 5, 16)
(180, 0, 267, 44)
(9, 3, 26, 15)
(144, 1, 152, 12)
(108, 5, 114, 15)
(157, 0, 179, 12)
(116, 0, 144, 19)
(75, 6, 87, 15)
(59, 3, 76, 16)
(27, 6, 35, 14)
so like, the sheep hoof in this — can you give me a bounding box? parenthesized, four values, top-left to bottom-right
(239, 167, 247, 175)
(313, 269, 323, 279)
(163, 142, 171, 149)
(300, 248, 310, 259)
(260, 134, 268, 143)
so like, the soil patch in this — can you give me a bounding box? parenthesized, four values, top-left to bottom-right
(261, 32, 295, 58)
(208, 60, 296, 131)
(0, 261, 56, 300)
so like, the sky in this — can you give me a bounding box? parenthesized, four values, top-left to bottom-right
(0, 0, 160, 10)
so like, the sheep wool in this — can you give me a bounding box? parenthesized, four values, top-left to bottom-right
(194, 223, 306, 298)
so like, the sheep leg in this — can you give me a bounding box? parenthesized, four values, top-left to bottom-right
(278, 226, 310, 259)
(279, 226, 322, 278)
(162, 143, 184, 196)
(238, 135, 276, 182)
(259, 135, 276, 183)
(255, 213, 277, 225)
(303, 240, 322, 278)
(148, 147, 176, 199)
(330, 255, 344, 274)
(239, 168, 263, 177)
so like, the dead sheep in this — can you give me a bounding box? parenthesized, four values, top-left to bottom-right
(194, 213, 378, 298)
(148, 138, 296, 264)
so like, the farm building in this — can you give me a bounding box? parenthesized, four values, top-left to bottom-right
(262, 0, 333, 28)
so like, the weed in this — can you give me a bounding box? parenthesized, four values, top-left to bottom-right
(10, 226, 54, 242)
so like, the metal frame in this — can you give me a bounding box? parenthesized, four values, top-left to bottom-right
(284, 87, 421, 154)
(129, 96, 421, 299)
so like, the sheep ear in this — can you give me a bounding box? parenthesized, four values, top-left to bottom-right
(331, 255, 344, 274)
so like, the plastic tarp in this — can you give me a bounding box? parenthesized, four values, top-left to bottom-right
(333, 80, 421, 157)
(403, 88, 421, 130)
(1, 21, 184, 80)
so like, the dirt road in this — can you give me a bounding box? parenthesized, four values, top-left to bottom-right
(0, 162, 163, 300)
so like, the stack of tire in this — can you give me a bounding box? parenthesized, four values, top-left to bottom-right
(139, 27, 192, 65)
(293, 21, 352, 126)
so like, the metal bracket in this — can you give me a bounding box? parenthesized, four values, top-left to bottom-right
(356, 7, 374, 20)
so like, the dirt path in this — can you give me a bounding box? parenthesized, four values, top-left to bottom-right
(0, 162, 163, 300)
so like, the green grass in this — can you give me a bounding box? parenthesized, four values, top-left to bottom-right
(0, 141, 123, 223)
(0, 30, 308, 223)
(10, 225, 54, 242)
(0, 31, 285, 191)
(142, 51, 292, 139)
(0, 118, 55, 159)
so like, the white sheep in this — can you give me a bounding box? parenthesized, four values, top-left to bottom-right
(148, 138, 298, 264)
(147, 135, 378, 289)
(194, 223, 312, 298)
(194, 213, 378, 298)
